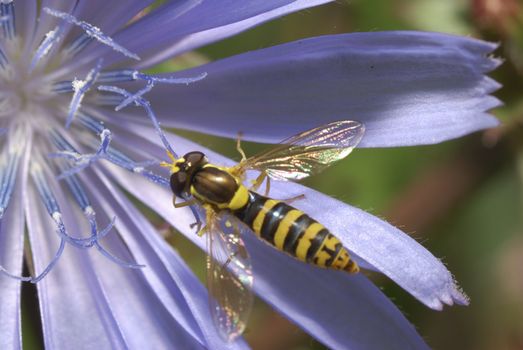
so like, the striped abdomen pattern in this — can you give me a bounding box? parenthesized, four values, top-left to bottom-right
(233, 191, 358, 273)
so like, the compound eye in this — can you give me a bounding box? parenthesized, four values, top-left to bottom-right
(184, 151, 207, 167)
(170, 171, 187, 197)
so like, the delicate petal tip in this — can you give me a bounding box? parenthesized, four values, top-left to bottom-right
(485, 55, 503, 72)
(483, 76, 503, 95)
(451, 284, 470, 306)
(428, 280, 470, 310)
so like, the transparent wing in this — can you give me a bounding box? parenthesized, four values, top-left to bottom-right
(239, 120, 365, 181)
(206, 214, 254, 342)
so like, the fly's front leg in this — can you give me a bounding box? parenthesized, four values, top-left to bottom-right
(188, 205, 203, 233)
(172, 196, 204, 234)
(196, 204, 216, 237)
(236, 132, 247, 162)
(173, 197, 198, 208)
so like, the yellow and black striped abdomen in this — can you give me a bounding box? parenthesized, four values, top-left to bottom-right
(233, 191, 358, 273)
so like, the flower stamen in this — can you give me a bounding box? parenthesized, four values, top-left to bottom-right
(115, 80, 154, 111)
(30, 26, 63, 72)
(43, 7, 140, 61)
(53, 113, 168, 186)
(30, 161, 144, 277)
(97, 69, 207, 85)
(0, 240, 66, 283)
(50, 127, 111, 179)
(62, 171, 144, 269)
(97, 85, 178, 159)
(52, 80, 75, 94)
(65, 59, 103, 128)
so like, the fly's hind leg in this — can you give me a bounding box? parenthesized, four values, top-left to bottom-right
(188, 205, 203, 233)
(249, 171, 272, 197)
(281, 193, 305, 204)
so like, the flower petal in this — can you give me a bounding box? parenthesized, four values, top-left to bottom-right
(26, 176, 124, 348)
(149, 31, 501, 147)
(243, 234, 430, 350)
(0, 195, 23, 350)
(26, 164, 206, 348)
(0, 137, 30, 350)
(87, 0, 332, 67)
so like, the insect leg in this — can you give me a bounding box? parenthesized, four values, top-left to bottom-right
(249, 171, 265, 191)
(249, 171, 272, 197)
(264, 176, 271, 196)
(281, 193, 306, 204)
(173, 197, 198, 208)
(194, 204, 217, 237)
(236, 132, 247, 162)
(188, 204, 203, 233)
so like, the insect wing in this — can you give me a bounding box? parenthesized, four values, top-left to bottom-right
(239, 120, 365, 180)
(206, 217, 254, 342)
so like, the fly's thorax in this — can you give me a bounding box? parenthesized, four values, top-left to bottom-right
(190, 165, 250, 210)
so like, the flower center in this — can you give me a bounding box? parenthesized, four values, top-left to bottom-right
(0, 41, 58, 120)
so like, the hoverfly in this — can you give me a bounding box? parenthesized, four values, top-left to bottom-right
(161, 120, 365, 342)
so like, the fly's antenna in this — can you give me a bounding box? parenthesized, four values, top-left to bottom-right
(159, 150, 179, 174)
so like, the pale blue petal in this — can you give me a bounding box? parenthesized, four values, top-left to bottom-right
(26, 176, 125, 348)
(0, 142, 29, 350)
(26, 165, 205, 349)
(86, 0, 333, 68)
(149, 31, 500, 147)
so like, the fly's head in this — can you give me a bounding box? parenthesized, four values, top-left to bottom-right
(162, 151, 208, 198)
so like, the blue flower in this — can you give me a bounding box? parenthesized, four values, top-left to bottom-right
(0, 1, 500, 349)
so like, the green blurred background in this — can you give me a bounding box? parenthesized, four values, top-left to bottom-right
(161, 1, 523, 349)
(23, 0, 523, 349)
